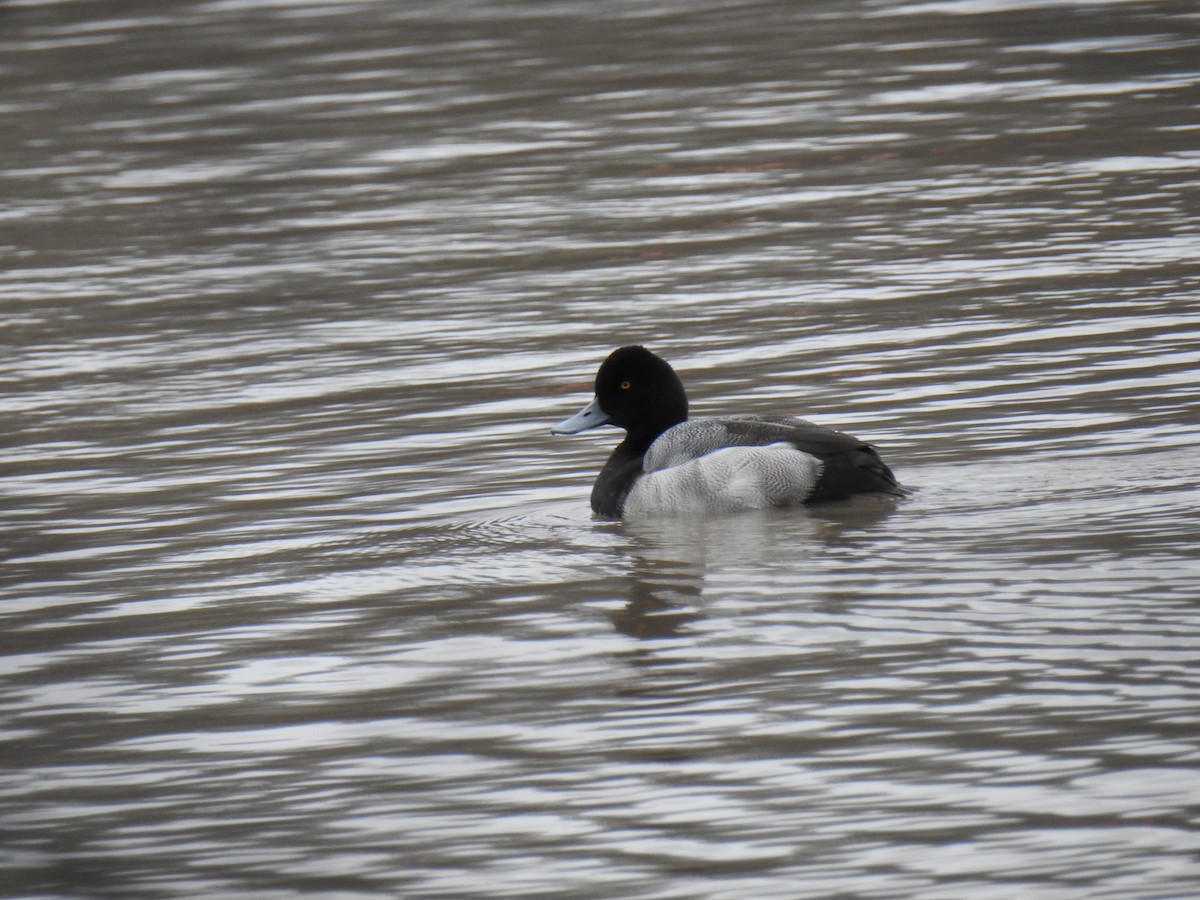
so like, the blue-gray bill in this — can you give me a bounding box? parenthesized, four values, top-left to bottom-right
(551, 397, 610, 434)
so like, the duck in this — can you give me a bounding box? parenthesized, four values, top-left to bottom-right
(552, 345, 902, 517)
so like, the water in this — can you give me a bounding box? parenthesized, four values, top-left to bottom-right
(3, 0, 1200, 897)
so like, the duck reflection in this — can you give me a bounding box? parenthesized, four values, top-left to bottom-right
(609, 496, 901, 640)
(610, 557, 704, 639)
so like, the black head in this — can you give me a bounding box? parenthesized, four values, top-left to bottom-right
(595, 346, 689, 444)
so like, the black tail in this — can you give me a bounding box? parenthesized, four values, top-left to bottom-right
(806, 445, 906, 503)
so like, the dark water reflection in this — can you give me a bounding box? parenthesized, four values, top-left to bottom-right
(4, 0, 1200, 897)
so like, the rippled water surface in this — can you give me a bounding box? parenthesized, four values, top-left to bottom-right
(4, 0, 1200, 897)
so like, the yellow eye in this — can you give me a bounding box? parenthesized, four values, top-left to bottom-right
(620, 380, 631, 390)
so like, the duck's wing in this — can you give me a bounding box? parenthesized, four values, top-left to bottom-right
(644, 416, 902, 500)
(643, 416, 858, 471)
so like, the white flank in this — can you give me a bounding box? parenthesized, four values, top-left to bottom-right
(623, 444, 824, 517)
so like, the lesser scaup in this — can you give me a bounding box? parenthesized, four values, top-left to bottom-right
(553, 345, 902, 517)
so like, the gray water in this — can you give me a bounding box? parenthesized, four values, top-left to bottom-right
(4, 0, 1200, 897)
